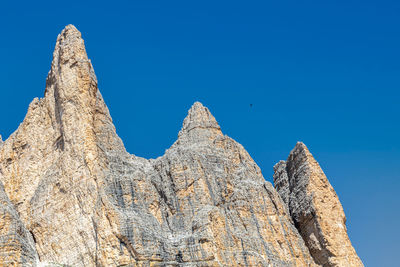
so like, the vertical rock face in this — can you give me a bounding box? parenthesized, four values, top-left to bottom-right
(0, 25, 363, 266)
(273, 161, 290, 207)
(273, 142, 363, 267)
(0, 24, 121, 266)
(145, 102, 316, 266)
(0, 181, 38, 266)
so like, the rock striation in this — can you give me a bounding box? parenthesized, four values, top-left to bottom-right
(0, 181, 38, 266)
(0, 25, 362, 266)
(273, 142, 363, 267)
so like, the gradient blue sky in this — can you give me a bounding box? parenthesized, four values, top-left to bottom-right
(1, 1, 399, 266)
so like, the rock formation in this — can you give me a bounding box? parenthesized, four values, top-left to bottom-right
(0, 181, 38, 266)
(273, 143, 363, 267)
(0, 25, 363, 266)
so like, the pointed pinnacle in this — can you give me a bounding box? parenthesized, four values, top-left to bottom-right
(290, 142, 313, 159)
(179, 102, 221, 137)
(45, 24, 97, 96)
(51, 24, 87, 67)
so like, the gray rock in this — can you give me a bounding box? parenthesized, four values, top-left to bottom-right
(0, 25, 363, 267)
(273, 161, 290, 207)
(0, 180, 38, 266)
(273, 142, 363, 267)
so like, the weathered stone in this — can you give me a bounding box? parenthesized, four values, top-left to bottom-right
(0, 180, 38, 266)
(273, 142, 363, 267)
(273, 161, 290, 207)
(0, 24, 118, 266)
(0, 25, 363, 266)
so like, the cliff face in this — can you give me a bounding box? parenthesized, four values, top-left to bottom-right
(0, 25, 362, 267)
(273, 143, 363, 267)
(0, 181, 38, 265)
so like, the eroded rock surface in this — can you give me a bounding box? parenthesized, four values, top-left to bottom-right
(273, 142, 363, 267)
(0, 181, 38, 266)
(0, 25, 362, 266)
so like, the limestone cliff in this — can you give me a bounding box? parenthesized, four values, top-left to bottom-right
(0, 181, 38, 266)
(273, 143, 363, 267)
(0, 25, 362, 266)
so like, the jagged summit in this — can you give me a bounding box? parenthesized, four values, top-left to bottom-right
(61, 24, 80, 35)
(180, 102, 221, 133)
(289, 141, 312, 159)
(51, 24, 86, 65)
(274, 142, 363, 267)
(293, 141, 308, 150)
(0, 26, 363, 266)
(177, 102, 222, 143)
(42, 24, 107, 153)
(45, 24, 96, 97)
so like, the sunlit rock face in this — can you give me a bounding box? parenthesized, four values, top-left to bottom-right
(0, 25, 362, 266)
(0, 181, 38, 266)
(273, 143, 364, 267)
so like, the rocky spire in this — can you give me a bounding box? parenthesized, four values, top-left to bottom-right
(0, 25, 118, 265)
(180, 102, 220, 133)
(177, 102, 222, 142)
(42, 24, 104, 152)
(273, 142, 364, 267)
(45, 24, 97, 97)
(0, 26, 363, 266)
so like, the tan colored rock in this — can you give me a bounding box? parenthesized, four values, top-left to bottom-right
(273, 142, 363, 267)
(0, 25, 361, 266)
(0, 180, 38, 266)
(0, 24, 119, 266)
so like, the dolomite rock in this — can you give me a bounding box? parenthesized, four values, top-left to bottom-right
(0, 180, 38, 266)
(0, 25, 363, 266)
(273, 142, 363, 267)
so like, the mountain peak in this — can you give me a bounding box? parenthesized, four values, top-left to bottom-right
(50, 24, 88, 69)
(60, 24, 80, 38)
(178, 102, 221, 138)
(274, 142, 364, 266)
(0, 27, 363, 267)
(44, 24, 96, 100)
(42, 24, 104, 150)
(293, 141, 308, 152)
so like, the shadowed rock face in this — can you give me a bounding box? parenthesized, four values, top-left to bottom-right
(0, 25, 362, 266)
(273, 142, 363, 267)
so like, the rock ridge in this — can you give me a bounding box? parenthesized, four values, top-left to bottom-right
(0, 25, 363, 267)
(273, 142, 363, 267)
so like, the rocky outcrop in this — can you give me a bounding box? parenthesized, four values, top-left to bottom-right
(0, 24, 123, 266)
(273, 142, 363, 267)
(0, 25, 363, 266)
(0, 180, 38, 266)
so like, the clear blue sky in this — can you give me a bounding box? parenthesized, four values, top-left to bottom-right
(1, 1, 399, 266)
